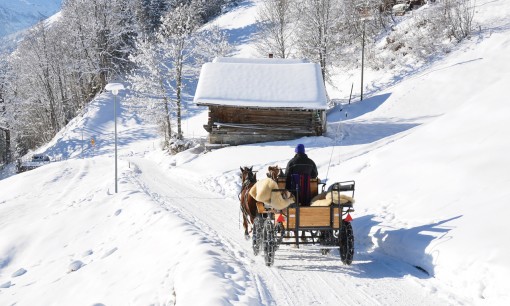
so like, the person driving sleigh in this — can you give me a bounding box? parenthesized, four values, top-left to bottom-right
(285, 144, 318, 206)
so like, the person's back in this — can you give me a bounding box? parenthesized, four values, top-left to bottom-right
(285, 144, 318, 205)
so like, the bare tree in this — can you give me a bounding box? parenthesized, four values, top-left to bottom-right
(158, 0, 204, 140)
(441, 0, 476, 42)
(128, 3, 232, 145)
(128, 34, 175, 144)
(295, 0, 344, 82)
(194, 24, 234, 65)
(2, 0, 138, 154)
(256, 0, 296, 58)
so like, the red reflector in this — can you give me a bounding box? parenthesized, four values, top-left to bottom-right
(276, 214, 285, 223)
(344, 213, 353, 222)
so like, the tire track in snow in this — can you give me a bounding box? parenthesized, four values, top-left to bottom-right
(126, 159, 268, 304)
(126, 157, 455, 305)
(126, 158, 371, 306)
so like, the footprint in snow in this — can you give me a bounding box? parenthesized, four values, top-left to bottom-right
(68, 260, 84, 273)
(0, 281, 12, 288)
(101, 247, 118, 259)
(12, 268, 27, 277)
(114, 209, 122, 216)
(83, 249, 94, 256)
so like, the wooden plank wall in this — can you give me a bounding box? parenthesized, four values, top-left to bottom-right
(204, 106, 324, 145)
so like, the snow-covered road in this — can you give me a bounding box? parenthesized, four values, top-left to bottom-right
(126, 156, 460, 305)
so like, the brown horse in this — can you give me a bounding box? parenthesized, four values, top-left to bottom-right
(266, 165, 283, 181)
(266, 165, 294, 205)
(239, 166, 258, 239)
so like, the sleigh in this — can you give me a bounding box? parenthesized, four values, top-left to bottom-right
(252, 174, 356, 267)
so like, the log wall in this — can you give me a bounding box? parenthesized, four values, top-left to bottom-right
(202, 106, 325, 145)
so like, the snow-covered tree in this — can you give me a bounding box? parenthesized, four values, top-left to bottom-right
(0, 0, 139, 154)
(439, 0, 476, 42)
(128, 2, 232, 145)
(294, 0, 344, 82)
(194, 24, 234, 66)
(128, 34, 175, 144)
(255, 0, 297, 58)
(158, 0, 206, 140)
(60, 0, 137, 88)
(7, 23, 67, 141)
(0, 58, 7, 163)
(0, 58, 6, 118)
(378, 0, 476, 72)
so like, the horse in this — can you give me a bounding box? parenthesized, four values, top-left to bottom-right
(239, 166, 258, 239)
(266, 165, 293, 201)
(266, 165, 283, 181)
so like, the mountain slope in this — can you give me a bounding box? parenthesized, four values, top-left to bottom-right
(0, 0, 61, 38)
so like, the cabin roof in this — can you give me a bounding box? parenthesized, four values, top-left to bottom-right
(193, 57, 328, 110)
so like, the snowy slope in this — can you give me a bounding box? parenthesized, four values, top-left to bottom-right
(2, 0, 510, 305)
(0, 0, 61, 38)
(0, 0, 62, 54)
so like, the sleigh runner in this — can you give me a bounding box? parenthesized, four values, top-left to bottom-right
(240, 166, 356, 267)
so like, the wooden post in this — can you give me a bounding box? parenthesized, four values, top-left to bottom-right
(348, 83, 353, 105)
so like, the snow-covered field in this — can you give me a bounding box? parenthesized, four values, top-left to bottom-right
(1, 0, 510, 305)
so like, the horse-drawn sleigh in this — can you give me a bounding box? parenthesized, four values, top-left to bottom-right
(239, 166, 356, 267)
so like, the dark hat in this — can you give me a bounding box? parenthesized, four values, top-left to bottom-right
(295, 144, 305, 154)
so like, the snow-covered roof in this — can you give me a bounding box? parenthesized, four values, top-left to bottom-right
(213, 57, 308, 64)
(194, 58, 328, 110)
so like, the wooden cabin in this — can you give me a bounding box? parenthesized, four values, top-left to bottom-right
(193, 58, 328, 146)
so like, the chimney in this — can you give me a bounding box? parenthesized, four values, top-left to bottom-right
(268, 53, 274, 58)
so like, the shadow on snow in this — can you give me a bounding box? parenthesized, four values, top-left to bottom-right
(274, 215, 462, 280)
(328, 93, 391, 122)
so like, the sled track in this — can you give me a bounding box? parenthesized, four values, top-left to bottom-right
(125, 158, 458, 305)
(126, 159, 273, 304)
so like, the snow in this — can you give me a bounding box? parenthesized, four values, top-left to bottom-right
(2, 0, 510, 305)
(0, 0, 62, 38)
(0, 1, 62, 54)
(194, 59, 328, 109)
(213, 57, 307, 64)
(104, 83, 125, 95)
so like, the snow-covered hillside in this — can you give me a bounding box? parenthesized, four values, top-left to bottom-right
(1, 0, 510, 305)
(0, 0, 61, 38)
(0, 0, 61, 54)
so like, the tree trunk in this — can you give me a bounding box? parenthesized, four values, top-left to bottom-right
(176, 66, 182, 140)
(164, 97, 172, 143)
